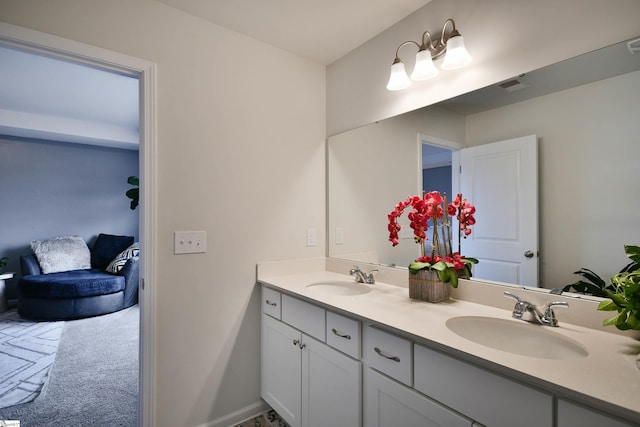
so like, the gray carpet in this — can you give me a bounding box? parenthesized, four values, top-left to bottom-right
(0, 310, 64, 409)
(0, 305, 139, 426)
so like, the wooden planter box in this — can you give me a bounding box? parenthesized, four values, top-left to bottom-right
(408, 269, 450, 303)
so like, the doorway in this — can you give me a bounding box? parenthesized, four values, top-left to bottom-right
(0, 22, 156, 426)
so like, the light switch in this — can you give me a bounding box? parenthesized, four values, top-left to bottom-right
(174, 231, 207, 254)
(336, 227, 345, 245)
(306, 228, 317, 247)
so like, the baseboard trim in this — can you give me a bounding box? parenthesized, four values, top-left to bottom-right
(202, 400, 270, 427)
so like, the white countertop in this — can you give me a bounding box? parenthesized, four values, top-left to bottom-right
(257, 263, 640, 423)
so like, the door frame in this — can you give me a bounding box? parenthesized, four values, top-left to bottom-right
(418, 132, 463, 193)
(0, 22, 157, 426)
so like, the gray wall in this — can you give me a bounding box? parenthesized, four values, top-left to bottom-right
(423, 166, 452, 200)
(0, 135, 139, 302)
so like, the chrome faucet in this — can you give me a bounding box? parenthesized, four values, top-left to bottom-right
(504, 291, 568, 327)
(349, 266, 377, 284)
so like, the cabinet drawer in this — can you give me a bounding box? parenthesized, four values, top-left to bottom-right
(281, 294, 326, 341)
(414, 344, 553, 427)
(365, 326, 412, 386)
(262, 287, 281, 319)
(326, 311, 361, 359)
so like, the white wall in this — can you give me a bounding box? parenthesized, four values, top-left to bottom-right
(327, 0, 640, 136)
(465, 70, 640, 288)
(0, 1, 326, 426)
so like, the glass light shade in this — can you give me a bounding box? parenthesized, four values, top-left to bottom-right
(386, 61, 412, 91)
(410, 50, 438, 81)
(441, 35, 472, 70)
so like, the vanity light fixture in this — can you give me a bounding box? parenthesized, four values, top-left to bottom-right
(386, 18, 472, 91)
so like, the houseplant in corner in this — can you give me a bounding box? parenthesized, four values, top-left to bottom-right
(387, 192, 478, 302)
(126, 176, 139, 210)
(597, 245, 640, 331)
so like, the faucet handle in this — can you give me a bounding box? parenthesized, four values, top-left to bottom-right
(504, 291, 528, 319)
(364, 269, 378, 284)
(503, 291, 522, 303)
(542, 301, 569, 326)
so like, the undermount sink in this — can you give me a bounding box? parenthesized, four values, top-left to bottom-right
(305, 281, 371, 296)
(446, 316, 589, 360)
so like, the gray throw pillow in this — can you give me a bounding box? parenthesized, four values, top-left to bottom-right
(31, 236, 91, 274)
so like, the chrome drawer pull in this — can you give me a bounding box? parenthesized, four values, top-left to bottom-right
(331, 328, 351, 340)
(374, 347, 400, 362)
(265, 299, 277, 307)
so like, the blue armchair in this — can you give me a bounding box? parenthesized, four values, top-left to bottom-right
(17, 234, 139, 320)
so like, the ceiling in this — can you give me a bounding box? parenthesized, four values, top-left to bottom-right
(0, 1, 431, 148)
(0, 45, 140, 149)
(156, 0, 432, 65)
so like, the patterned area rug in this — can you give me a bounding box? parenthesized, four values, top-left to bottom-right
(0, 309, 64, 409)
(235, 410, 289, 427)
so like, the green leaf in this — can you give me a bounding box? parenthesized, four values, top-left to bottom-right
(408, 262, 431, 274)
(626, 313, 640, 329)
(448, 269, 459, 288)
(430, 261, 448, 272)
(127, 176, 139, 186)
(573, 268, 606, 289)
(605, 290, 630, 308)
(603, 311, 627, 327)
(624, 245, 640, 264)
(597, 299, 619, 311)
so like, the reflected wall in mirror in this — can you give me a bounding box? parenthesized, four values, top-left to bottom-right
(328, 37, 640, 290)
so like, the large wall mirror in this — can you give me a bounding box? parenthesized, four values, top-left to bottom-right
(328, 36, 640, 291)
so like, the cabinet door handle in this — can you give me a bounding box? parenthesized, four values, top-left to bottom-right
(374, 347, 400, 362)
(293, 339, 300, 346)
(331, 328, 351, 340)
(265, 299, 277, 307)
(299, 342, 306, 349)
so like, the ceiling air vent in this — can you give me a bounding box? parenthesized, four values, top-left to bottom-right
(498, 78, 529, 92)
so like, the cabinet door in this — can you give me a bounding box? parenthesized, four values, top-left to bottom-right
(262, 314, 302, 427)
(557, 398, 637, 427)
(364, 368, 473, 427)
(302, 335, 361, 427)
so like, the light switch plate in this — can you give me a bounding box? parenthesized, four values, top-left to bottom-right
(335, 227, 345, 245)
(306, 228, 317, 247)
(174, 231, 207, 254)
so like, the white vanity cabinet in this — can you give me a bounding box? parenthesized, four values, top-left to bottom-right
(259, 281, 638, 427)
(557, 399, 637, 427)
(261, 287, 362, 427)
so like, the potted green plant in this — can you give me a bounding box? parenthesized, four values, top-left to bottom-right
(563, 247, 639, 297)
(126, 176, 139, 210)
(597, 245, 640, 330)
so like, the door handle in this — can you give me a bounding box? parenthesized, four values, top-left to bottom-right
(524, 250, 535, 258)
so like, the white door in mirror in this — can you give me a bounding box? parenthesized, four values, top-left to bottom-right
(454, 135, 538, 286)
